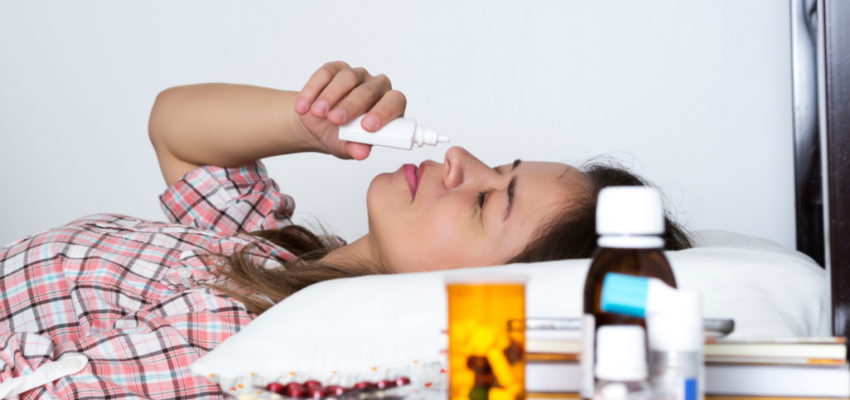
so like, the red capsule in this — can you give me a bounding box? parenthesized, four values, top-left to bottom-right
(394, 377, 411, 386)
(287, 382, 306, 391)
(308, 388, 327, 399)
(304, 380, 323, 389)
(375, 380, 394, 390)
(352, 381, 373, 390)
(266, 382, 287, 395)
(288, 387, 307, 398)
(325, 385, 347, 396)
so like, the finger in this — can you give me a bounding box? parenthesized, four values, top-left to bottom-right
(345, 142, 372, 161)
(311, 67, 368, 119)
(326, 80, 388, 126)
(361, 90, 407, 132)
(295, 61, 350, 114)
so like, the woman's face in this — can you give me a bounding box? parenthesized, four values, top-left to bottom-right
(366, 146, 590, 273)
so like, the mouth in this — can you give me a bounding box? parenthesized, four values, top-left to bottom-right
(403, 163, 419, 200)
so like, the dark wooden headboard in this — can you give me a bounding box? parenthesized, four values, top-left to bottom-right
(822, 0, 850, 338)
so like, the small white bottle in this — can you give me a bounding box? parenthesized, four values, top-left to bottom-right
(338, 115, 450, 150)
(600, 273, 705, 400)
(593, 326, 653, 400)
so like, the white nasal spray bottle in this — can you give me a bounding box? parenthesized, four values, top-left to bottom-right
(338, 115, 450, 150)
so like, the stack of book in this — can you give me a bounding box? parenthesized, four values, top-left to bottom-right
(526, 336, 850, 398)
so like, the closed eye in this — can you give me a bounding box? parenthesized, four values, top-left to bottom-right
(478, 191, 487, 208)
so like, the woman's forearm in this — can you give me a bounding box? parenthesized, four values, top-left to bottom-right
(149, 84, 319, 185)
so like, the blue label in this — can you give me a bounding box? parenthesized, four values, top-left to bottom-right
(684, 378, 697, 400)
(600, 273, 649, 318)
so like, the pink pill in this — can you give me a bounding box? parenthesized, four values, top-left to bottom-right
(325, 385, 347, 396)
(353, 381, 373, 390)
(375, 380, 394, 390)
(288, 387, 307, 398)
(266, 382, 286, 395)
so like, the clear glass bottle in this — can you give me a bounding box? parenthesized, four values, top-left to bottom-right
(593, 326, 653, 400)
(649, 351, 702, 400)
(580, 187, 677, 399)
(647, 292, 704, 400)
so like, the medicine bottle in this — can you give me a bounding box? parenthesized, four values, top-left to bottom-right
(600, 273, 705, 400)
(338, 115, 449, 150)
(580, 187, 677, 399)
(593, 325, 653, 400)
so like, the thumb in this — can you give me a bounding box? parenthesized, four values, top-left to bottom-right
(345, 142, 372, 161)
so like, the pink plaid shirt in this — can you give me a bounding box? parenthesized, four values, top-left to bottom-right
(0, 161, 295, 399)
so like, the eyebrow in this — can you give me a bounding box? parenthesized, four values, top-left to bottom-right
(504, 159, 521, 221)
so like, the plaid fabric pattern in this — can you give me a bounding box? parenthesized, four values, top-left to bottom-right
(0, 161, 294, 399)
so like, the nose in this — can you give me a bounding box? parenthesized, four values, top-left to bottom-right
(442, 146, 489, 190)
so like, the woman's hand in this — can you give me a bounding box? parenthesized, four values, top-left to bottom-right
(293, 61, 407, 161)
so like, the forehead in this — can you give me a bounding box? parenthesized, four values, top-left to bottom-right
(497, 160, 585, 187)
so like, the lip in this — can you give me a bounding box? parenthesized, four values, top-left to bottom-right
(403, 163, 419, 200)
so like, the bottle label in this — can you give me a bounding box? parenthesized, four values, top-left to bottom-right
(580, 314, 595, 399)
(651, 376, 698, 400)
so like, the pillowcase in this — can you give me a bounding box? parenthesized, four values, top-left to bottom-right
(191, 230, 829, 397)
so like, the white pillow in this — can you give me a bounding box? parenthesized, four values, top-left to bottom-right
(191, 230, 829, 397)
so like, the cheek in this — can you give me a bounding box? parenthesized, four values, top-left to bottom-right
(391, 208, 483, 272)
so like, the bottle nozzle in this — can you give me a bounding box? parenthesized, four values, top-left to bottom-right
(414, 126, 450, 147)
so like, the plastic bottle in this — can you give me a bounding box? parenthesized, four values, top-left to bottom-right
(580, 186, 677, 399)
(600, 273, 705, 400)
(338, 115, 450, 150)
(593, 326, 653, 400)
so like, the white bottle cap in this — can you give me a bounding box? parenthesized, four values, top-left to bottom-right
(595, 325, 648, 381)
(596, 187, 665, 235)
(647, 291, 703, 352)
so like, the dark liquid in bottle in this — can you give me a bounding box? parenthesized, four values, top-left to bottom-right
(584, 247, 677, 325)
(581, 246, 676, 399)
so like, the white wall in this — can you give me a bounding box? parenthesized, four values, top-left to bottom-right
(0, 1, 795, 249)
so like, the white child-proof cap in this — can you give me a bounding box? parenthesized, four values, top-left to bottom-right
(596, 187, 664, 235)
(595, 325, 648, 381)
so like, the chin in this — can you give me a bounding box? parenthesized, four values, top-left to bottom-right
(365, 173, 405, 236)
(366, 173, 391, 209)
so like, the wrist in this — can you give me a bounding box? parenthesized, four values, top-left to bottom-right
(277, 92, 328, 155)
(287, 106, 327, 154)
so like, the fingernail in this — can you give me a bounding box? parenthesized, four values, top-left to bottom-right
(313, 100, 328, 115)
(363, 115, 378, 130)
(295, 100, 309, 113)
(330, 109, 346, 122)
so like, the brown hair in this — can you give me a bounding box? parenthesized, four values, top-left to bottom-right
(208, 161, 692, 315)
(508, 160, 692, 263)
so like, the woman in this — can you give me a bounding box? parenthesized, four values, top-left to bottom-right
(0, 61, 690, 399)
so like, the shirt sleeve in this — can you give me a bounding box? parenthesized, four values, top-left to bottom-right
(159, 161, 295, 234)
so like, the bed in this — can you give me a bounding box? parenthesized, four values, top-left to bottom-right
(189, 1, 850, 395)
